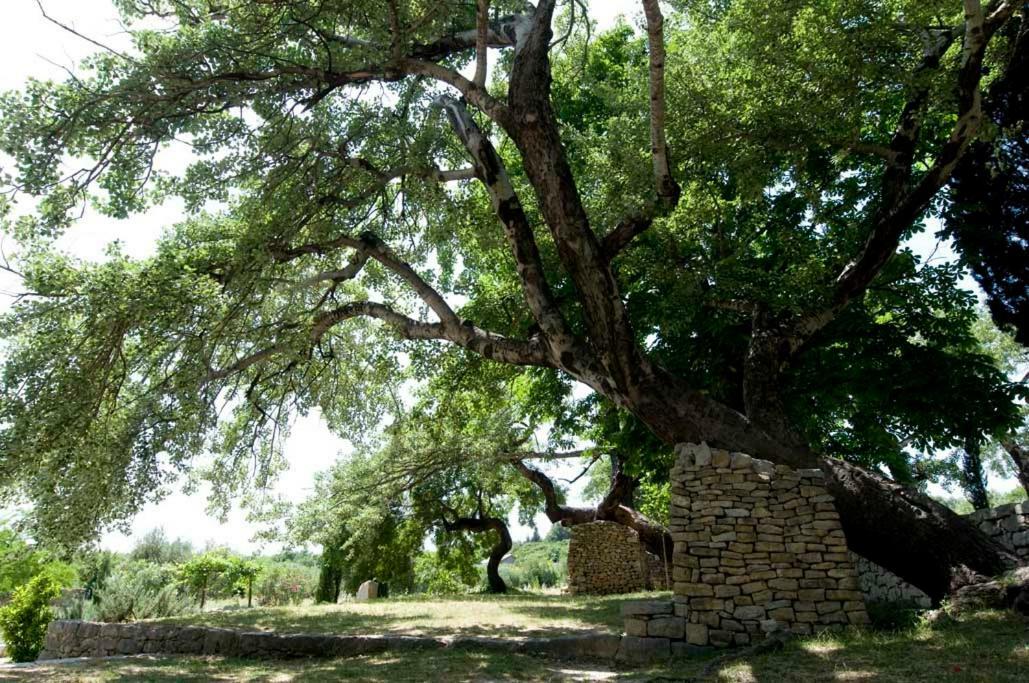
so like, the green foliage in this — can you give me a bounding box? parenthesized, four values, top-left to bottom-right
(254, 562, 318, 606)
(177, 553, 230, 608)
(129, 528, 194, 565)
(0, 574, 61, 662)
(543, 525, 570, 543)
(413, 552, 479, 596)
(88, 562, 190, 622)
(0, 527, 77, 600)
(498, 541, 568, 590)
(223, 558, 262, 604)
(74, 550, 117, 602)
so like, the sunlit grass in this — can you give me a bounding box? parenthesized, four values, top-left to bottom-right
(150, 591, 671, 638)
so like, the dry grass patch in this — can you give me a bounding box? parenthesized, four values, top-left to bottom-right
(150, 591, 667, 638)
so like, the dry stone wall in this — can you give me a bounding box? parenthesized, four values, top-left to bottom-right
(850, 552, 932, 608)
(40, 620, 623, 662)
(966, 502, 1029, 561)
(669, 443, 868, 647)
(567, 521, 649, 595)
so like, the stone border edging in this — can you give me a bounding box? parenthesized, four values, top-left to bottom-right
(40, 620, 625, 663)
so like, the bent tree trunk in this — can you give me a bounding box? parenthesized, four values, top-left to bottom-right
(445, 516, 513, 594)
(511, 458, 674, 560)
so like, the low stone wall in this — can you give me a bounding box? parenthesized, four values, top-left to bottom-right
(39, 621, 623, 662)
(669, 443, 868, 647)
(966, 502, 1029, 561)
(567, 521, 648, 595)
(850, 552, 931, 609)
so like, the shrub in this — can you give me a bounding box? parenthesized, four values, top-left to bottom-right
(90, 562, 191, 622)
(0, 574, 61, 662)
(414, 553, 473, 596)
(256, 563, 318, 606)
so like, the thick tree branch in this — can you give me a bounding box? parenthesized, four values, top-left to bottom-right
(505, 0, 647, 392)
(509, 455, 673, 559)
(473, 0, 490, 88)
(438, 95, 580, 358)
(640, 0, 681, 203)
(442, 513, 512, 593)
(791, 1, 1017, 346)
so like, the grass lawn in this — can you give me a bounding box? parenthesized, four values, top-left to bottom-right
(0, 608, 1024, 681)
(147, 591, 664, 638)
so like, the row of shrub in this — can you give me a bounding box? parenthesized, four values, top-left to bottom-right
(0, 527, 321, 662)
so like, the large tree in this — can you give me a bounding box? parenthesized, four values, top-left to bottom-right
(1, 1, 1025, 601)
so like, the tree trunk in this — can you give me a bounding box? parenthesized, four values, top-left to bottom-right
(960, 439, 991, 510)
(247, 579, 253, 608)
(444, 516, 513, 594)
(615, 372, 1017, 604)
(1003, 441, 1029, 494)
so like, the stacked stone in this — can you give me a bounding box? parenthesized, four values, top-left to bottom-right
(669, 443, 869, 647)
(966, 502, 1029, 561)
(644, 552, 671, 591)
(850, 552, 931, 608)
(567, 521, 647, 595)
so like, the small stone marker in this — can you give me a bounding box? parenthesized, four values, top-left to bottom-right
(356, 579, 379, 601)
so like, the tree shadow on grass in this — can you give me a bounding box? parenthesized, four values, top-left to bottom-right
(1, 610, 1024, 681)
(641, 609, 1029, 683)
(147, 592, 658, 638)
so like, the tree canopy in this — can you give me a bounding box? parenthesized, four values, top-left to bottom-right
(1, 0, 1026, 601)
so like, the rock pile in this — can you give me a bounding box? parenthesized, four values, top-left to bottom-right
(567, 521, 649, 595)
(669, 443, 869, 647)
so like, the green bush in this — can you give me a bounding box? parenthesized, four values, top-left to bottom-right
(0, 574, 61, 662)
(90, 562, 190, 622)
(256, 563, 318, 606)
(413, 553, 475, 596)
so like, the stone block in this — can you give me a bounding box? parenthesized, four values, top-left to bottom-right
(624, 617, 649, 637)
(616, 636, 670, 664)
(621, 600, 673, 616)
(733, 606, 766, 620)
(648, 616, 686, 640)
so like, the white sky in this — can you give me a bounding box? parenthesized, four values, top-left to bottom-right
(0, 1, 1014, 555)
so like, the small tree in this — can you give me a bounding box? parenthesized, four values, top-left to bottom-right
(177, 554, 229, 610)
(225, 558, 262, 608)
(0, 574, 61, 662)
